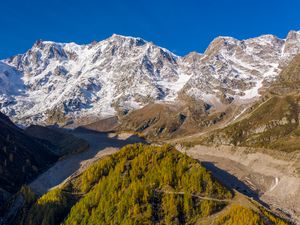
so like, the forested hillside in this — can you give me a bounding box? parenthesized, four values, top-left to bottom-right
(14, 144, 288, 225)
(0, 112, 57, 204)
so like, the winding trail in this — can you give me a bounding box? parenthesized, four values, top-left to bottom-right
(154, 190, 232, 203)
(29, 130, 145, 195)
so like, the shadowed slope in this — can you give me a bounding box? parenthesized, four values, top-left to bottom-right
(0, 113, 57, 198)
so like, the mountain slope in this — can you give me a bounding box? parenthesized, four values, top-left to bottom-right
(0, 112, 57, 201)
(117, 101, 230, 140)
(14, 144, 288, 225)
(25, 125, 89, 156)
(1, 35, 184, 125)
(270, 54, 300, 94)
(1, 31, 300, 126)
(196, 54, 300, 152)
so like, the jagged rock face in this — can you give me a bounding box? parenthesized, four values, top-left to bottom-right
(0, 62, 25, 109)
(1, 31, 300, 126)
(283, 31, 300, 60)
(1, 35, 185, 125)
(180, 35, 287, 104)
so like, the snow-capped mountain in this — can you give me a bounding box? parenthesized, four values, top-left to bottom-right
(1, 31, 300, 125)
(180, 31, 300, 104)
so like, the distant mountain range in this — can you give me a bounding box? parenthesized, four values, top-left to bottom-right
(1, 31, 300, 126)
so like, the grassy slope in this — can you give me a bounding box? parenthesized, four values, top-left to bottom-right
(201, 94, 300, 152)
(187, 54, 300, 153)
(118, 102, 228, 140)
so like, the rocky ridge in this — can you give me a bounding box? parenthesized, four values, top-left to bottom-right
(1, 31, 300, 126)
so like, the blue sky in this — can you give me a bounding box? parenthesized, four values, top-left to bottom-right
(0, 0, 300, 59)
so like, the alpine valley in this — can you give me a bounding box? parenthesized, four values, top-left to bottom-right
(0, 31, 300, 225)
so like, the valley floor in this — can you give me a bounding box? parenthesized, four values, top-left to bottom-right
(177, 145, 300, 224)
(29, 130, 145, 195)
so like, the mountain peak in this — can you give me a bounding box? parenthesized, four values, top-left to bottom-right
(285, 30, 300, 46)
(184, 51, 202, 57)
(110, 33, 137, 39)
(108, 34, 147, 44)
(32, 39, 66, 49)
(286, 30, 300, 38)
(1, 30, 300, 126)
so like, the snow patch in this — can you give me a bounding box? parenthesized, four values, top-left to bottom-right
(269, 177, 279, 192)
(157, 72, 191, 100)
